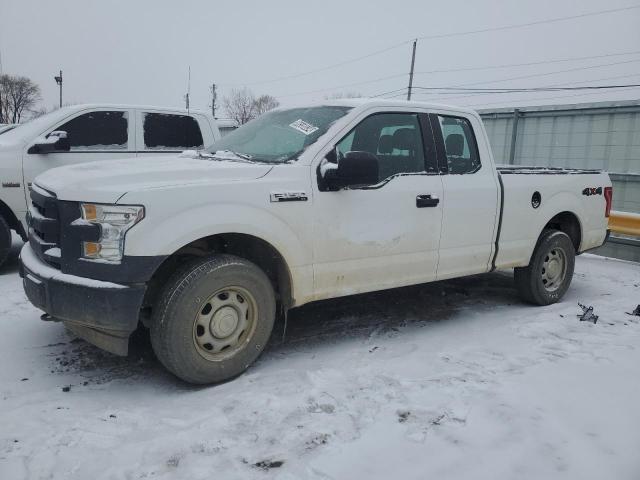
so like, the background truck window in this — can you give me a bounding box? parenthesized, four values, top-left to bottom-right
(143, 113, 204, 150)
(56, 111, 128, 150)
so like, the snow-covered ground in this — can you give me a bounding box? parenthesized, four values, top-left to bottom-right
(1, 238, 639, 480)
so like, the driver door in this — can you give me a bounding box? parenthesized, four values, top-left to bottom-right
(23, 108, 135, 191)
(312, 111, 443, 300)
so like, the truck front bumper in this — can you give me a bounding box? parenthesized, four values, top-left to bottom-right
(19, 244, 146, 356)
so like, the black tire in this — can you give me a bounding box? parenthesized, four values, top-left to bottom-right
(514, 229, 575, 306)
(0, 215, 11, 270)
(150, 254, 276, 384)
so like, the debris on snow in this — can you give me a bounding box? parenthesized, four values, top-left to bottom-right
(397, 410, 411, 423)
(626, 305, 640, 317)
(252, 459, 285, 471)
(578, 303, 599, 324)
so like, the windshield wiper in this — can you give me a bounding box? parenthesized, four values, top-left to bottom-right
(210, 150, 254, 162)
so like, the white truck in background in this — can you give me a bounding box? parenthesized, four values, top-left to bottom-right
(0, 104, 220, 267)
(19, 99, 612, 384)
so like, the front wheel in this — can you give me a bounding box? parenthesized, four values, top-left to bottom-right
(514, 230, 575, 306)
(151, 254, 276, 384)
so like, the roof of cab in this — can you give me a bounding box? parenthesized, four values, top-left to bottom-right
(62, 103, 210, 116)
(278, 98, 480, 116)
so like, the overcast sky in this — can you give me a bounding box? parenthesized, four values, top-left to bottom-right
(1, 0, 639, 117)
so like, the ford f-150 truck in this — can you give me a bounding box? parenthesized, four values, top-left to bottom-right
(19, 99, 612, 384)
(0, 104, 220, 269)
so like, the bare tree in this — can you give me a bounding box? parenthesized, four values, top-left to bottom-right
(324, 91, 363, 100)
(0, 74, 41, 123)
(253, 94, 279, 116)
(223, 88, 256, 125)
(223, 88, 280, 125)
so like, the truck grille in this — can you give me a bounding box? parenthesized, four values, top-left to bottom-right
(28, 185, 61, 269)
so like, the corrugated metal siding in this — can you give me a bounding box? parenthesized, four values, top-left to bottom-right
(480, 101, 640, 214)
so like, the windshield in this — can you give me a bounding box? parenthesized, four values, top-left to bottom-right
(206, 106, 351, 163)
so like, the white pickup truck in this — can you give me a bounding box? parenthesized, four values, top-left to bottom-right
(19, 99, 612, 384)
(0, 104, 220, 268)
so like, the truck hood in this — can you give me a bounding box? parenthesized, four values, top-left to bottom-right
(35, 156, 273, 203)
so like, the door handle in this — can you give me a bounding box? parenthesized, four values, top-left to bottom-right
(416, 194, 439, 208)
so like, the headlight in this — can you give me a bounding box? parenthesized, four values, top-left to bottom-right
(80, 203, 144, 263)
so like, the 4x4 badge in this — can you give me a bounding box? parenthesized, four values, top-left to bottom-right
(582, 187, 602, 196)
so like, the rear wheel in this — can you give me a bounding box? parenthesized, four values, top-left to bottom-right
(0, 216, 11, 270)
(514, 230, 575, 306)
(151, 254, 276, 384)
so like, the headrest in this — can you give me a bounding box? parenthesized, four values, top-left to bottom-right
(392, 128, 415, 150)
(445, 134, 464, 156)
(378, 134, 393, 154)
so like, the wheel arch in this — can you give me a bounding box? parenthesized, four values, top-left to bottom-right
(0, 199, 26, 240)
(543, 211, 582, 252)
(141, 232, 295, 326)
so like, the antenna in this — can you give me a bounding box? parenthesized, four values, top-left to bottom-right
(185, 66, 191, 112)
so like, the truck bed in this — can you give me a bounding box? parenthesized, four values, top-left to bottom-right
(494, 167, 610, 269)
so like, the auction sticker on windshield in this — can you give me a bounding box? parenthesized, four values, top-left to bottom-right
(289, 119, 319, 135)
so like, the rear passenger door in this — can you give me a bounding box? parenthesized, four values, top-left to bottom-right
(136, 111, 207, 154)
(430, 113, 500, 279)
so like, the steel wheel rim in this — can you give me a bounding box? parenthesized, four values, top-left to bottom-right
(192, 286, 258, 361)
(541, 246, 567, 292)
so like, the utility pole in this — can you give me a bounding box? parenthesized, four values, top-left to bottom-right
(212, 83, 217, 118)
(407, 39, 417, 101)
(184, 66, 191, 112)
(54, 70, 63, 108)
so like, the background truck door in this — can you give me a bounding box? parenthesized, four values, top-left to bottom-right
(430, 113, 500, 279)
(312, 111, 443, 300)
(23, 108, 135, 191)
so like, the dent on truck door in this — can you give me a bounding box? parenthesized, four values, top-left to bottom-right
(431, 113, 499, 279)
(312, 112, 444, 300)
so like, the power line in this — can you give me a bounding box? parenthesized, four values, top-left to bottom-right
(411, 50, 640, 76)
(380, 81, 640, 100)
(223, 4, 640, 89)
(231, 40, 411, 87)
(432, 58, 640, 90)
(409, 73, 640, 104)
(463, 85, 640, 108)
(370, 87, 409, 98)
(415, 4, 640, 41)
(410, 84, 640, 93)
(277, 51, 640, 99)
(405, 60, 640, 103)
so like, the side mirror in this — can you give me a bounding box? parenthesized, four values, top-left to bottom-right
(320, 150, 379, 191)
(28, 130, 70, 154)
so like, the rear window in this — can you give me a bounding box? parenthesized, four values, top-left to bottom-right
(143, 113, 204, 150)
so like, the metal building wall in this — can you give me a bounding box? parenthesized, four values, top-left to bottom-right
(479, 100, 640, 213)
(479, 100, 640, 261)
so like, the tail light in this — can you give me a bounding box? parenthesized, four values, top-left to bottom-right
(604, 186, 613, 218)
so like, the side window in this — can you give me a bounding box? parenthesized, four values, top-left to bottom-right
(143, 113, 204, 150)
(437, 115, 481, 174)
(336, 113, 426, 182)
(56, 111, 128, 150)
